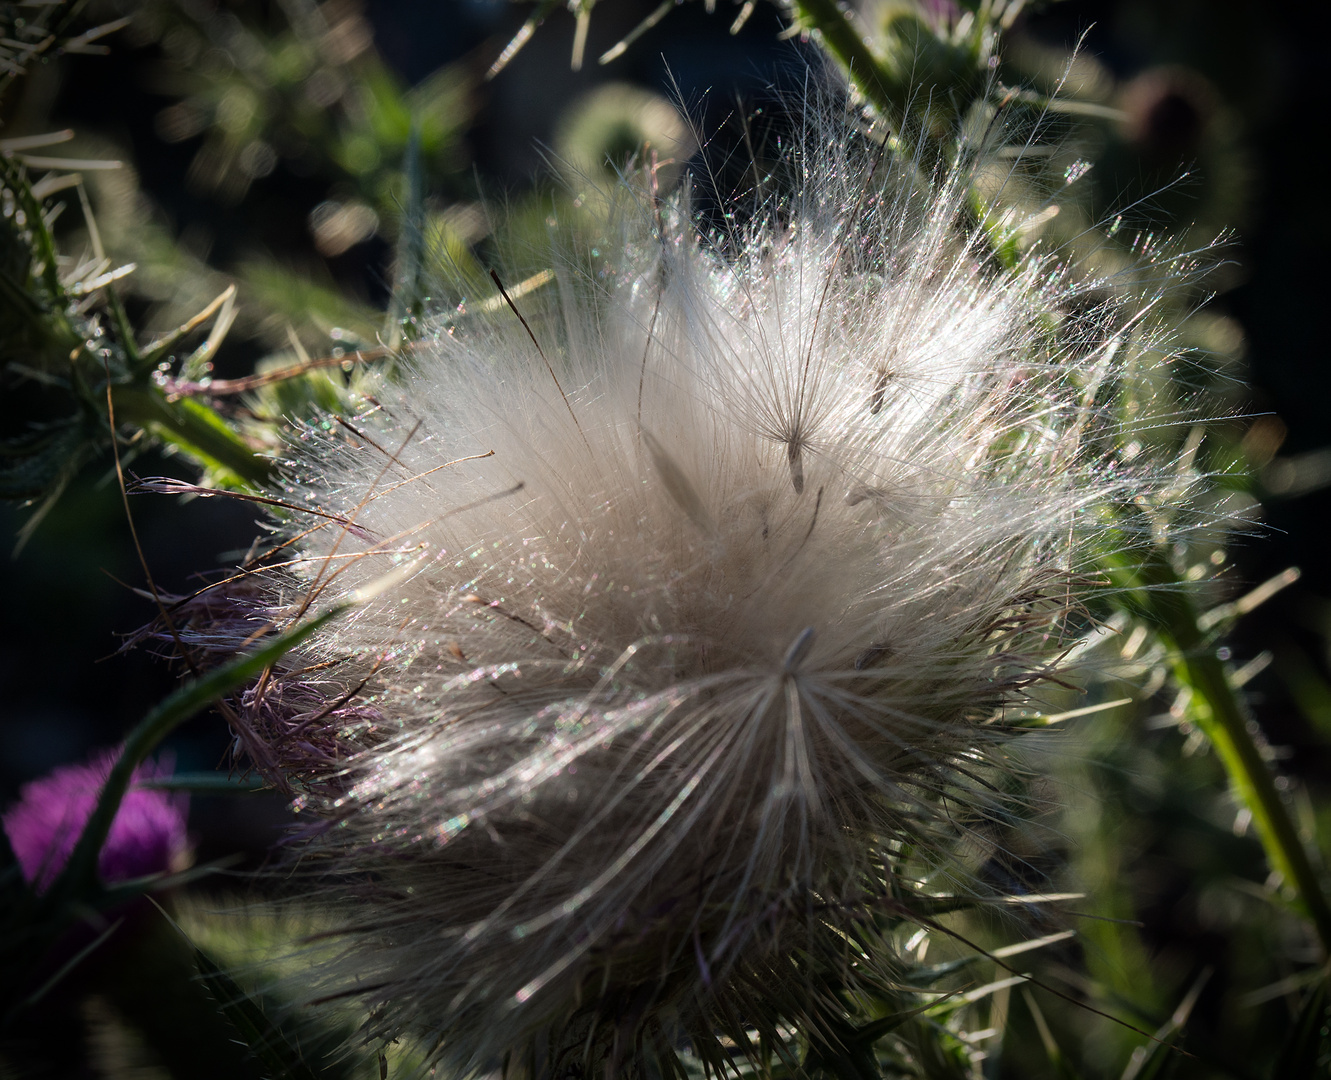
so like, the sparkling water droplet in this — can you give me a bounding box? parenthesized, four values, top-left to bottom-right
(1064, 159, 1091, 184)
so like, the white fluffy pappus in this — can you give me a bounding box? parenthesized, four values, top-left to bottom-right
(231, 111, 1197, 1075)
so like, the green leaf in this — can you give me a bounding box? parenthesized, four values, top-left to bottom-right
(0, 421, 91, 501)
(1270, 975, 1330, 1080)
(1120, 968, 1210, 1080)
(192, 944, 324, 1080)
(1121, 1029, 1181, 1080)
(1022, 989, 1083, 1080)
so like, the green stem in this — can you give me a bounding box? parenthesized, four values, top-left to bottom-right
(789, 0, 898, 126)
(48, 605, 346, 902)
(1103, 546, 1331, 956)
(111, 384, 271, 488)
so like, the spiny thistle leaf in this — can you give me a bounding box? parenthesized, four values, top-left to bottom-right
(192, 945, 327, 1080)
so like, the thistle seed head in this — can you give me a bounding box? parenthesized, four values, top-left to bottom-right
(214, 113, 1196, 1074)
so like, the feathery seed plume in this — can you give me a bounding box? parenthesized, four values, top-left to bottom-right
(191, 104, 1197, 1075)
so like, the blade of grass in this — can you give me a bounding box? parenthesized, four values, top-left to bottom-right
(16, 917, 124, 1013)
(1269, 974, 1330, 1080)
(1120, 969, 1210, 1080)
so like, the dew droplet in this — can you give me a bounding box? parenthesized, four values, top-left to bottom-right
(1064, 159, 1091, 184)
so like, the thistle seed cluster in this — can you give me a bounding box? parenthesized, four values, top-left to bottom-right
(205, 116, 1192, 1074)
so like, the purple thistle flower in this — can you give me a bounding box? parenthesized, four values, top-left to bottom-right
(3, 752, 191, 893)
